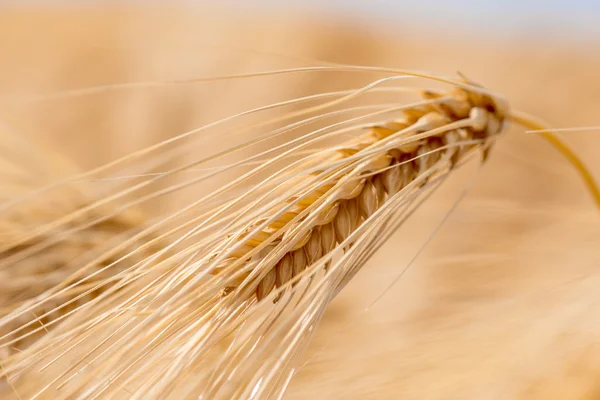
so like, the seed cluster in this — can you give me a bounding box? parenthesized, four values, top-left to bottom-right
(220, 87, 508, 299)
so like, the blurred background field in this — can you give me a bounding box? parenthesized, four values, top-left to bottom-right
(1, 3, 600, 399)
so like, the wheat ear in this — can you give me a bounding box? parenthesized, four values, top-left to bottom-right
(226, 85, 507, 300)
(213, 88, 600, 302)
(0, 70, 598, 399)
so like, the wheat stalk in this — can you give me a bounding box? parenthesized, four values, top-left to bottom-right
(0, 68, 598, 399)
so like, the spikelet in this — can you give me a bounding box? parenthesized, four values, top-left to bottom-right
(0, 68, 598, 400)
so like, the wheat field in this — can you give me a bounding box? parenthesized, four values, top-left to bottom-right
(1, 5, 600, 399)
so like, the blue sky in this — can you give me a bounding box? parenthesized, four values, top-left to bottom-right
(237, 0, 600, 40)
(318, 1, 592, 36)
(4, 0, 600, 40)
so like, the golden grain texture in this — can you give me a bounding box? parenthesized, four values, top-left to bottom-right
(1, 5, 600, 399)
(230, 86, 507, 300)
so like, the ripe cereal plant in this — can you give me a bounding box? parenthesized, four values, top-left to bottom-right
(1, 6, 600, 400)
(0, 61, 598, 400)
